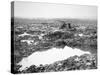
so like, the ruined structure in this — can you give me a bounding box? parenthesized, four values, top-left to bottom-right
(60, 21, 71, 30)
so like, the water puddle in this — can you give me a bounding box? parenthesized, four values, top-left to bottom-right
(17, 46, 91, 71)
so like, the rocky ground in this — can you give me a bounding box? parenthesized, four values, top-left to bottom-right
(12, 19, 97, 74)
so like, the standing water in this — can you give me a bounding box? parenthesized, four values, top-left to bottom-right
(17, 46, 91, 71)
(18, 32, 31, 37)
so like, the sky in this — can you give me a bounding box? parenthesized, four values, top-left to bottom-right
(14, 1, 97, 20)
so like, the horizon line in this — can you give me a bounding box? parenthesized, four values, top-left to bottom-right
(12, 17, 97, 21)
